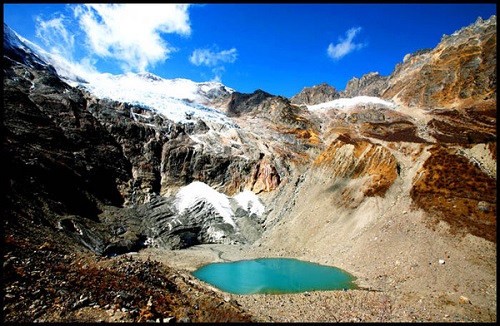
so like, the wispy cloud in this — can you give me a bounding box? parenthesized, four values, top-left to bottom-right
(189, 47, 238, 67)
(34, 4, 192, 74)
(327, 27, 366, 60)
(210, 66, 226, 83)
(189, 47, 237, 82)
(35, 15, 75, 59)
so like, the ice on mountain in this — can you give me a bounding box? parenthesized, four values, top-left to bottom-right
(175, 181, 236, 227)
(233, 191, 265, 217)
(174, 182, 266, 228)
(3, 23, 51, 70)
(70, 72, 237, 126)
(307, 96, 396, 111)
(4, 23, 237, 126)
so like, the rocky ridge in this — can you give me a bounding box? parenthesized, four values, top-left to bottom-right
(2, 15, 497, 322)
(290, 82, 340, 105)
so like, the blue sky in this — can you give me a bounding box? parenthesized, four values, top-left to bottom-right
(3, 3, 497, 98)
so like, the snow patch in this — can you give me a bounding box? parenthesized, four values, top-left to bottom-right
(174, 182, 266, 227)
(175, 181, 236, 227)
(233, 191, 265, 217)
(205, 226, 227, 242)
(307, 96, 396, 111)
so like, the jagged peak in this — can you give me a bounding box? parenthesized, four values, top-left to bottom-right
(290, 82, 340, 106)
(441, 14, 496, 42)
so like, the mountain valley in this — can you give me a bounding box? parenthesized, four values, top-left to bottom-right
(2, 16, 496, 322)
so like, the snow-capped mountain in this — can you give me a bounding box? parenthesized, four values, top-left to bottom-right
(3, 23, 236, 126)
(3, 23, 399, 128)
(72, 72, 237, 126)
(3, 23, 55, 72)
(3, 16, 497, 322)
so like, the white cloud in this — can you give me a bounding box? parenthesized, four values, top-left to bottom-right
(33, 4, 192, 74)
(189, 47, 237, 83)
(189, 47, 238, 67)
(327, 27, 366, 60)
(35, 15, 75, 59)
(72, 3, 192, 72)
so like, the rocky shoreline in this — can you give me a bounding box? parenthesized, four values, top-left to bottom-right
(3, 227, 495, 323)
(136, 240, 496, 323)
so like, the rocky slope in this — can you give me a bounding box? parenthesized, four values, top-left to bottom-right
(2, 15, 496, 322)
(382, 16, 496, 109)
(290, 82, 340, 105)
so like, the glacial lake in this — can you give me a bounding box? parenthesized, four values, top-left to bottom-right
(192, 258, 358, 295)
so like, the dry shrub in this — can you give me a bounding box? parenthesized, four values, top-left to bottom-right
(410, 145, 496, 242)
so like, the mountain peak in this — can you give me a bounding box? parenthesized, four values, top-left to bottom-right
(3, 23, 55, 73)
(2, 15, 496, 323)
(290, 82, 340, 106)
(382, 14, 496, 108)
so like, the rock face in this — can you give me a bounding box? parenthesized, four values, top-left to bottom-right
(2, 24, 273, 253)
(226, 89, 274, 116)
(290, 82, 340, 105)
(340, 72, 389, 98)
(313, 134, 398, 202)
(336, 16, 496, 112)
(381, 15, 496, 109)
(2, 15, 497, 262)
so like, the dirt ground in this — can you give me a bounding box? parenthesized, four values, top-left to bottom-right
(138, 206, 497, 323)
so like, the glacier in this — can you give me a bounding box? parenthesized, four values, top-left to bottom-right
(174, 181, 266, 228)
(4, 24, 236, 126)
(70, 72, 238, 126)
(307, 96, 396, 111)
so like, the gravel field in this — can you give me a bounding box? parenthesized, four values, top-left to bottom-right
(138, 207, 497, 323)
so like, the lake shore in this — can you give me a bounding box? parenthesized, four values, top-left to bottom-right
(137, 240, 496, 322)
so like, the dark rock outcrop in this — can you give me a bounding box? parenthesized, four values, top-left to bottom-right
(226, 89, 274, 116)
(2, 27, 271, 253)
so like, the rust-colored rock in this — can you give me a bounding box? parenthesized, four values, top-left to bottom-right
(314, 134, 398, 199)
(250, 156, 281, 194)
(381, 16, 496, 110)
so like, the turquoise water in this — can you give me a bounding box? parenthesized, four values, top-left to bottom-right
(192, 258, 358, 295)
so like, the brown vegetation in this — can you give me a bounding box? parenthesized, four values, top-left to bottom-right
(426, 101, 496, 144)
(2, 234, 255, 323)
(410, 145, 496, 242)
(361, 121, 429, 143)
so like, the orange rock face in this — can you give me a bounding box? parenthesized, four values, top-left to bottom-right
(314, 134, 398, 201)
(382, 16, 496, 110)
(251, 157, 281, 194)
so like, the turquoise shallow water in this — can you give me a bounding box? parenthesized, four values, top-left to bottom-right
(192, 258, 358, 295)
